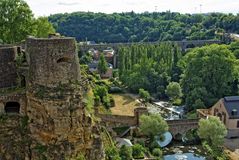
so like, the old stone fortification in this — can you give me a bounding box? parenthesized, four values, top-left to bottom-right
(97, 107, 148, 128)
(0, 46, 19, 88)
(0, 37, 104, 160)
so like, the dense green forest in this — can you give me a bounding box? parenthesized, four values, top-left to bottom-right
(118, 41, 239, 110)
(49, 11, 239, 43)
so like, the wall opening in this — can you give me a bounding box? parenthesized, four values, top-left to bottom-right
(186, 44, 196, 49)
(20, 75, 26, 87)
(174, 133, 183, 141)
(4, 102, 20, 114)
(57, 57, 71, 63)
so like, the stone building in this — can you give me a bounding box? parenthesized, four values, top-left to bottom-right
(0, 37, 104, 159)
(197, 96, 239, 138)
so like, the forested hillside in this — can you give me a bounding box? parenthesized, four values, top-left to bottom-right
(49, 11, 239, 43)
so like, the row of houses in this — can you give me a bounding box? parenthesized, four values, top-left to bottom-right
(87, 48, 114, 78)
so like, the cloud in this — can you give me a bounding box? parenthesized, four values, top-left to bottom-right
(57, 2, 80, 6)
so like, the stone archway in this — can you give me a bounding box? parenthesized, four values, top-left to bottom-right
(4, 102, 20, 114)
(186, 43, 196, 49)
(20, 75, 26, 87)
(174, 133, 183, 141)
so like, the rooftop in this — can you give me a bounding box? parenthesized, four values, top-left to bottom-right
(222, 96, 239, 119)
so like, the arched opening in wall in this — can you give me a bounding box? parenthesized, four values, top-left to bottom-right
(217, 113, 222, 121)
(20, 75, 26, 87)
(182, 129, 200, 144)
(186, 44, 196, 49)
(174, 133, 183, 141)
(4, 102, 20, 114)
(56, 57, 71, 63)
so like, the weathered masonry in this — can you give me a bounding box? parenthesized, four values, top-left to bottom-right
(0, 36, 104, 160)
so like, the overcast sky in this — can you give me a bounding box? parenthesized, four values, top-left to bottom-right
(25, 0, 239, 17)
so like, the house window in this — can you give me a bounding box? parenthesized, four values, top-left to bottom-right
(214, 109, 218, 116)
(222, 112, 226, 124)
(237, 121, 239, 128)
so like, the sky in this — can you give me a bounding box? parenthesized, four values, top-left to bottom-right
(25, 0, 239, 17)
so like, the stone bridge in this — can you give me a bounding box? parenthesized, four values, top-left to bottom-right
(166, 119, 199, 139)
(79, 40, 221, 53)
(79, 40, 221, 68)
(98, 108, 199, 139)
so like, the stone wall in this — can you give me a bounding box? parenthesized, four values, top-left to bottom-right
(0, 93, 27, 115)
(26, 37, 80, 87)
(98, 114, 137, 127)
(25, 37, 104, 159)
(97, 107, 148, 127)
(0, 46, 18, 88)
(0, 37, 104, 160)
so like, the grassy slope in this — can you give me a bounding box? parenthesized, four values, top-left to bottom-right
(110, 93, 140, 116)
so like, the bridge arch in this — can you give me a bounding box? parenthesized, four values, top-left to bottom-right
(185, 43, 196, 49)
(167, 119, 199, 139)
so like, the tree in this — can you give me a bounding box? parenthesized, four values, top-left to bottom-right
(165, 82, 183, 104)
(198, 116, 227, 148)
(79, 52, 93, 64)
(34, 17, 55, 38)
(181, 44, 237, 110)
(119, 145, 133, 160)
(0, 0, 35, 43)
(118, 43, 177, 94)
(139, 88, 150, 102)
(98, 53, 108, 75)
(49, 12, 239, 43)
(139, 114, 168, 138)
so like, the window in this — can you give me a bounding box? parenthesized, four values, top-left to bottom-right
(56, 57, 71, 63)
(214, 108, 218, 116)
(4, 102, 20, 114)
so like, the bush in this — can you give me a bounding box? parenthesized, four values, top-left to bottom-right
(93, 85, 108, 99)
(139, 88, 150, 102)
(132, 144, 145, 159)
(152, 148, 162, 157)
(94, 95, 100, 106)
(112, 79, 121, 87)
(95, 80, 110, 88)
(149, 140, 160, 152)
(103, 95, 111, 109)
(137, 140, 145, 147)
(113, 70, 119, 78)
(109, 77, 115, 82)
(87, 75, 95, 82)
(109, 95, 115, 107)
(120, 145, 133, 160)
(105, 146, 121, 160)
(109, 87, 123, 93)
